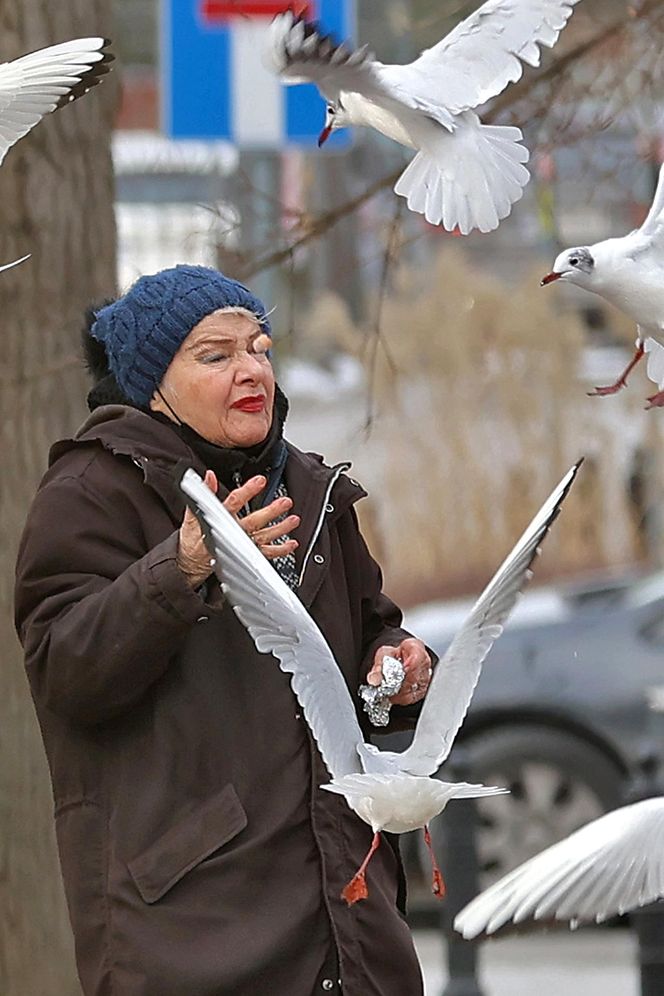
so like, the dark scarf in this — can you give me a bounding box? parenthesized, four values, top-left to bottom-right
(152, 386, 290, 510)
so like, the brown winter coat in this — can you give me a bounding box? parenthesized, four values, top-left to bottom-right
(14, 405, 426, 996)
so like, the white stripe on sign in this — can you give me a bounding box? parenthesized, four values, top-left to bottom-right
(231, 19, 283, 147)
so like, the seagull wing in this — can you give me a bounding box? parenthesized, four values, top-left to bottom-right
(179, 469, 364, 781)
(396, 461, 582, 778)
(266, 8, 434, 126)
(639, 163, 664, 244)
(384, 0, 580, 119)
(267, 11, 382, 95)
(0, 253, 30, 273)
(455, 797, 664, 938)
(0, 37, 113, 167)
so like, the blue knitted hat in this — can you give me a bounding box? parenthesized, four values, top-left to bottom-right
(90, 264, 271, 406)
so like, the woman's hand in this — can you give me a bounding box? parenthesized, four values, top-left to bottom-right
(177, 472, 300, 588)
(177, 470, 220, 587)
(366, 638, 432, 705)
(224, 474, 300, 559)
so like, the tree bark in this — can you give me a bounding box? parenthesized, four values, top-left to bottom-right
(0, 3, 117, 993)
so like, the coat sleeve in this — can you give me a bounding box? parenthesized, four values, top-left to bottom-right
(15, 466, 220, 726)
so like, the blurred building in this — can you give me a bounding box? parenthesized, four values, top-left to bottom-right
(113, 131, 239, 288)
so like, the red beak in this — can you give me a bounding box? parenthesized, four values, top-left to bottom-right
(318, 124, 332, 148)
(541, 272, 562, 286)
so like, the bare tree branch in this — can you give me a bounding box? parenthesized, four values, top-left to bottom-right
(363, 201, 403, 431)
(241, 171, 398, 279)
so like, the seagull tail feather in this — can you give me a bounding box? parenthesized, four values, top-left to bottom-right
(394, 111, 530, 235)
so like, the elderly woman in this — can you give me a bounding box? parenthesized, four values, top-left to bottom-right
(14, 265, 434, 996)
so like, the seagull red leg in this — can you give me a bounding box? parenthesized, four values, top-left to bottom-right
(341, 832, 381, 906)
(645, 390, 664, 409)
(587, 342, 645, 397)
(423, 824, 446, 899)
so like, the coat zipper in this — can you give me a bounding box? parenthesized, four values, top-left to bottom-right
(297, 462, 350, 588)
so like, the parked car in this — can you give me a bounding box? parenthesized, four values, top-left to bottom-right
(398, 570, 664, 898)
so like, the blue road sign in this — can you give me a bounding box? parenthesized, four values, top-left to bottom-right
(161, 0, 355, 148)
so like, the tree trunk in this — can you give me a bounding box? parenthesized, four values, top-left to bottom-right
(0, 3, 117, 993)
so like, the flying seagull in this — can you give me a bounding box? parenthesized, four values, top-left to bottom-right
(266, 2, 581, 234)
(455, 796, 664, 938)
(180, 460, 581, 905)
(0, 36, 114, 271)
(542, 162, 664, 409)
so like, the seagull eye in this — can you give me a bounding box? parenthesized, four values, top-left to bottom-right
(570, 257, 579, 266)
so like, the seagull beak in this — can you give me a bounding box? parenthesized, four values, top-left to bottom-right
(541, 272, 562, 286)
(318, 124, 332, 148)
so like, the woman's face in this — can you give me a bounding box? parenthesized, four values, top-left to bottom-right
(150, 310, 276, 448)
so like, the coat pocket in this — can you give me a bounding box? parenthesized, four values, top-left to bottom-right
(127, 783, 247, 904)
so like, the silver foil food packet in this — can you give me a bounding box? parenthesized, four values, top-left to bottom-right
(358, 654, 406, 727)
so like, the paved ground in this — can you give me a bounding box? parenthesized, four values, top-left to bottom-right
(413, 927, 639, 996)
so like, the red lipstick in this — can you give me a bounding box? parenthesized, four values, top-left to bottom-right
(231, 396, 266, 412)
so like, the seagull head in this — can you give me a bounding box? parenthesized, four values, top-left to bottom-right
(318, 99, 348, 147)
(541, 247, 596, 289)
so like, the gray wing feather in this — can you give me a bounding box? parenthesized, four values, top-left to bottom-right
(179, 470, 364, 781)
(455, 798, 664, 937)
(397, 460, 582, 777)
(266, 11, 389, 103)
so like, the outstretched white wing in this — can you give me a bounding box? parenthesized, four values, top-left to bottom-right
(0, 37, 113, 167)
(384, 0, 580, 119)
(266, 10, 456, 133)
(268, 4, 579, 135)
(180, 469, 364, 781)
(396, 461, 582, 777)
(639, 163, 664, 238)
(455, 797, 664, 938)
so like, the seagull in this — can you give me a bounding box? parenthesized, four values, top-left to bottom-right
(180, 460, 581, 905)
(455, 797, 664, 938)
(541, 162, 664, 409)
(266, 2, 581, 234)
(0, 37, 114, 271)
